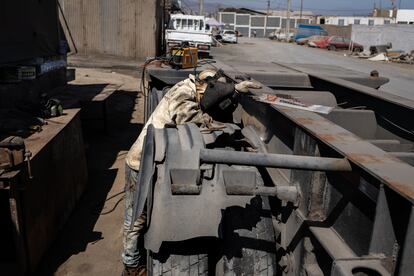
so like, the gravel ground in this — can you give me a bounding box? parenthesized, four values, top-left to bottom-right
(213, 38, 414, 100)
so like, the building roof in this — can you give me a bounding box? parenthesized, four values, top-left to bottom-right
(258, 10, 314, 17)
(219, 8, 314, 17)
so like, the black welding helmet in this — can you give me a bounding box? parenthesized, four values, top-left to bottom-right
(199, 79, 237, 121)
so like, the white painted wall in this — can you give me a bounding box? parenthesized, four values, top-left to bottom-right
(319, 16, 395, 26)
(351, 25, 414, 53)
(218, 12, 312, 38)
(396, 9, 414, 24)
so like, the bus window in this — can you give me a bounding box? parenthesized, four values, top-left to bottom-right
(200, 20, 204, 30)
(176, 19, 181, 29)
(168, 19, 175, 29)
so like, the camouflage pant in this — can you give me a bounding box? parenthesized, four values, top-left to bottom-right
(122, 163, 147, 267)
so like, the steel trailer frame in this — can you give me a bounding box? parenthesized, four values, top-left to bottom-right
(141, 61, 414, 275)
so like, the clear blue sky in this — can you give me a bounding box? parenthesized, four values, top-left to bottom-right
(193, 0, 414, 15)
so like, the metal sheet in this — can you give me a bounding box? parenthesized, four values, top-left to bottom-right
(207, 65, 414, 208)
(59, 0, 161, 58)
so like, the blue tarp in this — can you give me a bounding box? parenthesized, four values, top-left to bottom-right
(294, 24, 328, 41)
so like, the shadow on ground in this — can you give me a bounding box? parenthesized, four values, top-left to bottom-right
(36, 88, 143, 275)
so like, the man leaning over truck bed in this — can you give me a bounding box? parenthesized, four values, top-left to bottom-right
(122, 69, 261, 276)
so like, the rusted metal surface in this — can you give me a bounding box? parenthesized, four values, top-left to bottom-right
(278, 107, 414, 203)
(282, 63, 414, 142)
(145, 61, 414, 275)
(220, 66, 414, 204)
(0, 109, 88, 274)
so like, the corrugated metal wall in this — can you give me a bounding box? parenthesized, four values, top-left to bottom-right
(58, 0, 162, 58)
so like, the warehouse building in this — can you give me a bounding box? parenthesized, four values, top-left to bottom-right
(218, 10, 314, 38)
(316, 15, 395, 26)
(396, 9, 414, 24)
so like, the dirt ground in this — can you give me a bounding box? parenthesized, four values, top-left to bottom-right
(37, 66, 143, 275)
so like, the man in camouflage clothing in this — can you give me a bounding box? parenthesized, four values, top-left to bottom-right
(122, 69, 260, 276)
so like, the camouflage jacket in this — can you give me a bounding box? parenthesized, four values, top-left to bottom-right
(126, 76, 208, 171)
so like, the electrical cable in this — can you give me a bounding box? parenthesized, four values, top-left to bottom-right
(90, 190, 126, 216)
(98, 196, 125, 215)
(379, 114, 414, 138)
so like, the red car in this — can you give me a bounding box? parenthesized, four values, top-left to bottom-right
(326, 36, 364, 52)
(307, 36, 330, 48)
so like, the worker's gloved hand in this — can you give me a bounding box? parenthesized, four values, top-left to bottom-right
(235, 80, 262, 93)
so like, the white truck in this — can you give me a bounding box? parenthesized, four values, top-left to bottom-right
(165, 14, 213, 56)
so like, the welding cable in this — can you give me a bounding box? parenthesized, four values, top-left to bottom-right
(379, 114, 414, 138)
(90, 190, 126, 216)
(98, 196, 125, 215)
(140, 48, 185, 97)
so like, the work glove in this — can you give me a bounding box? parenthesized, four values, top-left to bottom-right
(235, 80, 262, 93)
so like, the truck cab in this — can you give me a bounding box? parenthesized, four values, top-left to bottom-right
(166, 14, 213, 55)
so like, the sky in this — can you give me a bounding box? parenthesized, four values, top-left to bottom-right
(183, 0, 414, 15)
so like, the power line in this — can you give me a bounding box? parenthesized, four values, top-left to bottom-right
(278, 4, 374, 12)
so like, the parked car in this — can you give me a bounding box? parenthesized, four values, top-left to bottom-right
(268, 30, 295, 41)
(326, 36, 364, 52)
(296, 37, 310, 45)
(307, 36, 331, 48)
(220, 30, 237, 43)
(307, 35, 330, 48)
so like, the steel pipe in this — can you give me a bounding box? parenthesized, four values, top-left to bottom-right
(255, 186, 299, 204)
(199, 149, 352, 172)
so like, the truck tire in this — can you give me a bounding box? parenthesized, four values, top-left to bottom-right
(216, 195, 277, 276)
(149, 252, 209, 276)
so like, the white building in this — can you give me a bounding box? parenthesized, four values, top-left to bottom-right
(317, 16, 395, 26)
(396, 9, 414, 24)
(218, 10, 314, 38)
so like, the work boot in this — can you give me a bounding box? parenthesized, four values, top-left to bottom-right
(122, 265, 147, 276)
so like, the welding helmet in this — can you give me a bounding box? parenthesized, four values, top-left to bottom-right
(198, 71, 237, 121)
(195, 69, 226, 101)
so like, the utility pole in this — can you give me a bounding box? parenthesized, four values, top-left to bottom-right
(286, 0, 291, 42)
(267, 0, 271, 15)
(299, 0, 303, 22)
(199, 0, 204, 16)
(266, 0, 270, 36)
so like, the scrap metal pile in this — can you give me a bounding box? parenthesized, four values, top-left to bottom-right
(355, 44, 414, 64)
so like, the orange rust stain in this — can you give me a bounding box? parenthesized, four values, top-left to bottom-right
(319, 134, 337, 142)
(319, 132, 355, 142)
(382, 177, 414, 199)
(348, 153, 386, 164)
(295, 117, 316, 125)
(386, 155, 405, 163)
